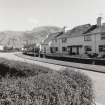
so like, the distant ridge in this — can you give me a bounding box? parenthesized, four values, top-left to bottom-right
(0, 26, 61, 48)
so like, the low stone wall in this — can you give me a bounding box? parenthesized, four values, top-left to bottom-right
(46, 54, 105, 66)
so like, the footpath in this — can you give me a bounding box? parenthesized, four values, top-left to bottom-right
(16, 53, 105, 74)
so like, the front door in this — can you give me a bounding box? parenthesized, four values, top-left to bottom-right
(77, 47, 79, 55)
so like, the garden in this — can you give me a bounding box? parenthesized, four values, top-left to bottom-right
(0, 58, 94, 105)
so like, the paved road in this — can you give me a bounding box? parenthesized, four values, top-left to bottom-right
(0, 52, 104, 105)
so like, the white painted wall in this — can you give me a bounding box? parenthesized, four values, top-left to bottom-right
(0, 45, 4, 51)
(46, 33, 105, 55)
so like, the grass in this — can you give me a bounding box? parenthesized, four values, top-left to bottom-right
(59, 69, 94, 105)
(0, 58, 94, 105)
(0, 58, 52, 77)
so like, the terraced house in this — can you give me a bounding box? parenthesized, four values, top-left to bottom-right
(48, 17, 105, 56)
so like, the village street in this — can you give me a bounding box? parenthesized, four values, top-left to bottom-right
(0, 52, 104, 105)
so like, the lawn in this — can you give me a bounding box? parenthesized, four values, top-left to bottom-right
(0, 58, 94, 105)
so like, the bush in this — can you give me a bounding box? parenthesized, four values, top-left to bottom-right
(59, 69, 94, 105)
(0, 72, 87, 105)
(87, 53, 98, 58)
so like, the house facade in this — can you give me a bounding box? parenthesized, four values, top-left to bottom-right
(40, 30, 65, 54)
(48, 17, 105, 56)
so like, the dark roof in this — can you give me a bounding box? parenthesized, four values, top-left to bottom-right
(57, 24, 91, 39)
(83, 25, 97, 34)
(56, 33, 68, 39)
(83, 23, 105, 35)
(43, 23, 105, 40)
(42, 31, 64, 44)
(66, 24, 91, 37)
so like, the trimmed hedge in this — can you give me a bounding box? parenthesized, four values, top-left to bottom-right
(0, 58, 94, 105)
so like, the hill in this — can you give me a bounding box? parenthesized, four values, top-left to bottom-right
(0, 26, 61, 48)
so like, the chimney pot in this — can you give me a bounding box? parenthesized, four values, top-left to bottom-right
(97, 17, 102, 27)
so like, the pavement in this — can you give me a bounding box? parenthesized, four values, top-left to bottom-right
(16, 53, 105, 74)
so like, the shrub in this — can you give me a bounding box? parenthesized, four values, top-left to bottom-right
(87, 53, 98, 58)
(0, 72, 84, 105)
(59, 68, 94, 105)
(0, 70, 94, 105)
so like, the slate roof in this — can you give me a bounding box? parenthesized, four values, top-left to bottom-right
(68, 24, 91, 37)
(83, 25, 97, 34)
(57, 24, 91, 39)
(57, 23, 105, 39)
(83, 23, 105, 35)
(42, 31, 64, 45)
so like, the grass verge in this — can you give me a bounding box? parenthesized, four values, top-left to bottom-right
(0, 58, 94, 105)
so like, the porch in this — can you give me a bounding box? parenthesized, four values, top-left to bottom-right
(67, 45, 83, 55)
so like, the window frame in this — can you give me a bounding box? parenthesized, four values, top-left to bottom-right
(55, 47, 58, 51)
(101, 32, 105, 40)
(84, 35, 92, 41)
(62, 37, 67, 43)
(99, 45, 105, 52)
(62, 47, 67, 52)
(84, 46, 92, 52)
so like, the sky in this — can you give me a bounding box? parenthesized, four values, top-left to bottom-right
(0, 0, 105, 31)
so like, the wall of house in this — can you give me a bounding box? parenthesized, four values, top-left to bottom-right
(40, 44, 50, 54)
(95, 33, 105, 54)
(83, 33, 105, 54)
(83, 34, 95, 53)
(58, 38, 68, 54)
(0, 45, 4, 51)
(67, 36, 84, 54)
(45, 32, 105, 56)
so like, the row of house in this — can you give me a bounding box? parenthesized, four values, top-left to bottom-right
(40, 17, 105, 57)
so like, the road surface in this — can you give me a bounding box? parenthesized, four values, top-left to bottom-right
(0, 52, 104, 105)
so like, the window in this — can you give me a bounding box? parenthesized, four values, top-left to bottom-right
(52, 39, 57, 43)
(50, 47, 58, 53)
(50, 47, 53, 53)
(84, 35, 91, 41)
(99, 45, 105, 52)
(62, 47, 67, 52)
(55, 47, 58, 51)
(84, 46, 92, 52)
(101, 32, 105, 40)
(62, 38, 67, 43)
(44, 47, 46, 53)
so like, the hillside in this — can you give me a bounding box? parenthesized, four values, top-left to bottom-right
(0, 26, 61, 48)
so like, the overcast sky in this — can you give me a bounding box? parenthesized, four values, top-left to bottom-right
(0, 0, 105, 31)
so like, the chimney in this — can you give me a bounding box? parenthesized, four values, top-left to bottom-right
(62, 26, 66, 33)
(97, 16, 102, 27)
